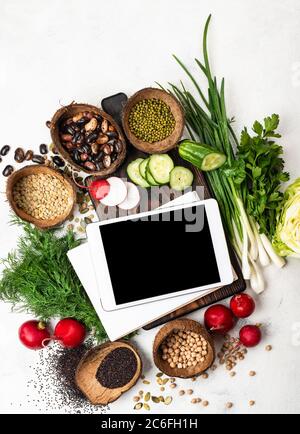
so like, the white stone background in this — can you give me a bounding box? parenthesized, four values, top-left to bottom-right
(0, 0, 300, 414)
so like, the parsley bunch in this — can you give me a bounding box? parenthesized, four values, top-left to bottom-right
(238, 114, 289, 237)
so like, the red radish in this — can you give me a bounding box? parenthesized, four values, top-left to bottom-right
(100, 177, 127, 207)
(118, 182, 140, 210)
(88, 179, 110, 201)
(230, 293, 255, 318)
(19, 320, 50, 350)
(239, 325, 261, 347)
(72, 175, 110, 202)
(54, 318, 86, 348)
(204, 304, 236, 334)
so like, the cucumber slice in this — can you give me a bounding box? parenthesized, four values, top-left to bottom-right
(139, 158, 159, 185)
(146, 165, 160, 186)
(127, 158, 150, 188)
(148, 154, 174, 184)
(170, 166, 194, 191)
(139, 158, 149, 180)
(202, 153, 227, 171)
(179, 140, 226, 172)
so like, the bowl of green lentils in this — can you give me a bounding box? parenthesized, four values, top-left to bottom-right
(122, 88, 184, 154)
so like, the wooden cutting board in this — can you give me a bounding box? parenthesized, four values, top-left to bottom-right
(86, 92, 246, 330)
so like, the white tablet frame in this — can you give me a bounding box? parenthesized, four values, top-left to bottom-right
(86, 199, 233, 311)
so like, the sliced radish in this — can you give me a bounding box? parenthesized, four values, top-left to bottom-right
(100, 177, 127, 207)
(89, 179, 110, 201)
(118, 182, 140, 210)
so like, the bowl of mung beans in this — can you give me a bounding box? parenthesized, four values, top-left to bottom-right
(122, 88, 184, 154)
(153, 318, 215, 378)
(6, 165, 76, 229)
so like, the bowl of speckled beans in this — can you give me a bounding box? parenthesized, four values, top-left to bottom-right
(122, 88, 185, 154)
(6, 165, 76, 229)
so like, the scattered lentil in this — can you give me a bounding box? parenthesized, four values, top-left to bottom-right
(265, 345, 272, 352)
(249, 371, 256, 377)
(202, 400, 209, 407)
(249, 400, 256, 407)
(226, 402, 234, 409)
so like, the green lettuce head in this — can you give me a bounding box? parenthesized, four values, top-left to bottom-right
(273, 178, 300, 257)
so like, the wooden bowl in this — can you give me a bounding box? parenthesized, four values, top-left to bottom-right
(6, 165, 76, 229)
(122, 88, 184, 154)
(76, 341, 142, 405)
(153, 318, 215, 378)
(50, 103, 127, 177)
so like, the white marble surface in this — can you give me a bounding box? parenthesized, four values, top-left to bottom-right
(0, 0, 300, 414)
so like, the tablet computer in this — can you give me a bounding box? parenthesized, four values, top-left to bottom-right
(86, 199, 233, 311)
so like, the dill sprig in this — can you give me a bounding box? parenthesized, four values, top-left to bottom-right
(0, 218, 108, 342)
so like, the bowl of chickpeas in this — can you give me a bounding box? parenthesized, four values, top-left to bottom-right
(153, 318, 215, 378)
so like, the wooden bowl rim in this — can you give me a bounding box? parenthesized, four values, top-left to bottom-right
(50, 103, 127, 177)
(122, 87, 184, 154)
(153, 318, 215, 378)
(6, 164, 76, 229)
(75, 340, 142, 405)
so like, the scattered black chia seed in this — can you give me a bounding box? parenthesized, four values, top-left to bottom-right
(27, 341, 108, 414)
(96, 347, 137, 389)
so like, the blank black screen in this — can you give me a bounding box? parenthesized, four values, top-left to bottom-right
(100, 206, 220, 305)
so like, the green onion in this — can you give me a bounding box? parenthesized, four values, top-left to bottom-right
(166, 15, 285, 291)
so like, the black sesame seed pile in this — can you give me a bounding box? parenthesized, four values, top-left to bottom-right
(26, 341, 109, 414)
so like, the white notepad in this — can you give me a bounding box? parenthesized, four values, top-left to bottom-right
(67, 192, 222, 340)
